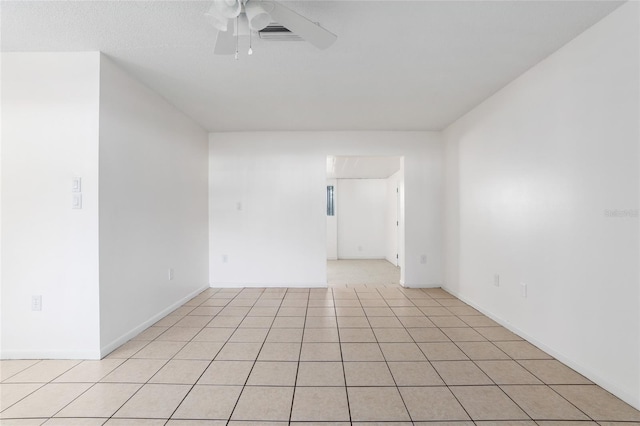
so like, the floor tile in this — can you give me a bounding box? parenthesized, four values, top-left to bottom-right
(431, 361, 492, 385)
(518, 360, 592, 384)
(459, 315, 500, 327)
(272, 316, 306, 328)
(0, 383, 43, 411)
(55, 383, 141, 417)
(197, 361, 253, 385)
(113, 384, 191, 419)
(0, 419, 47, 425)
(216, 342, 262, 361)
(429, 316, 468, 328)
(476, 360, 543, 384)
(338, 328, 376, 342)
(239, 317, 274, 328)
(0, 383, 91, 418)
(149, 360, 209, 384)
(132, 326, 169, 341)
(189, 306, 223, 316)
(551, 385, 640, 421)
(417, 342, 469, 360)
(131, 341, 185, 359)
(300, 343, 341, 361)
(173, 341, 223, 360)
(247, 361, 297, 386)
(399, 387, 471, 421)
(104, 418, 167, 425)
(494, 341, 552, 360)
(193, 328, 235, 342)
(390, 307, 423, 316)
(53, 359, 125, 382)
(231, 386, 294, 421)
(229, 328, 269, 343)
(43, 418, 107, 425)
(373, 328, 413, 342)
(363, 307, 394, 317)
(172, 385, 242, 420)
(398, 316, 436, 328)
(258, 342, 301, 361)
(379, 343, 427, 361)
(155, 327, 201, 342)
(336, 317, 370, 328)
(173, 316, 212, 328)
(387, 361, 444, 386)
(475, 326, 523, 341)
(0, 361, 40, 382)
(3, 361, 80, 383)
(168, 419, 226, 425)
(302, 328, 339, 343)
(101, 359, 166, 383)
(367, 317, 404, 328)
(407, 328, 450, 342)
(456, 341, 510, 360)
(501, 385, 589, 420)
(291, 387, 350, 421)
(344, 362, 395, 386)
(442, 327, 486, 342)
(348, 387, 411, 421)
(266, 328, 304, 342)
(450, 385, 529, 420)
(296, 362, 345, 386)
(341, 343, 385, 361)
(207, 316, 243, 328)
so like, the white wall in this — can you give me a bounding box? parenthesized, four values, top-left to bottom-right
(386, 170, 402, 266)
(1, 53, 101, 358)
(326, 178, 338, 260)
(337, 179, 387, 259)
(210, 132, 442, 287)
(444, 2, 639, 409)
(98, 56, 209, 355)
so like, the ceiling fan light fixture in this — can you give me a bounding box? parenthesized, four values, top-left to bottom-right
(205, 6, 229, 32)
(214, 0, 242, 19)
(244, 1, 271, 31)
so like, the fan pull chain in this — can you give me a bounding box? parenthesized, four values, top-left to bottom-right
(234, 16, 239, 60)
(248, 30, 253, 55)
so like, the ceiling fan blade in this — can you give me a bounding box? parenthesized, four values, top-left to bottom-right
(262, 1, 337, 50)
(214, 29, 236, 55)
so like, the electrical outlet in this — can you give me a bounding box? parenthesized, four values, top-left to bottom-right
(420, 254, 427, 264)
(31, 295, 42, 311)
(521, 282, 527, 298)
(222, 254, 228, 263)
(168, 268, 174, 280)
(358, 246, 363, 252)
(494, 274, 500, 287)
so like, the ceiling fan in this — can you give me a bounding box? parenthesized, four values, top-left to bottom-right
(205, 0, 337, 57)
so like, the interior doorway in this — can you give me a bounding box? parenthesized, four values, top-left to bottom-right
(326, 156, 404, 286)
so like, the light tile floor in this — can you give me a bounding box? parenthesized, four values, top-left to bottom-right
(327, 260, 400, 287)
(2, 286, 640, 425)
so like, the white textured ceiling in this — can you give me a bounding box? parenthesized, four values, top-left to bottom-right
(1, 1, 623, 132)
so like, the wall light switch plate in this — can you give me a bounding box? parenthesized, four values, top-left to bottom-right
(521, 282, 527, 298)
(31, 295, 42, 311)
(494, 274, 500, 287)
(72, 177, 82, 193)
(420, 254, 428, 264)
(72, 193, 82, 209)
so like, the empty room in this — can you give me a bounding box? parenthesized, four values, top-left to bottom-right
(1, 0, 639, 424)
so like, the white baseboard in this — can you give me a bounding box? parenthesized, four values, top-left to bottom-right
(443, 285, 640, 411)
(99, 284, 210, 358)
